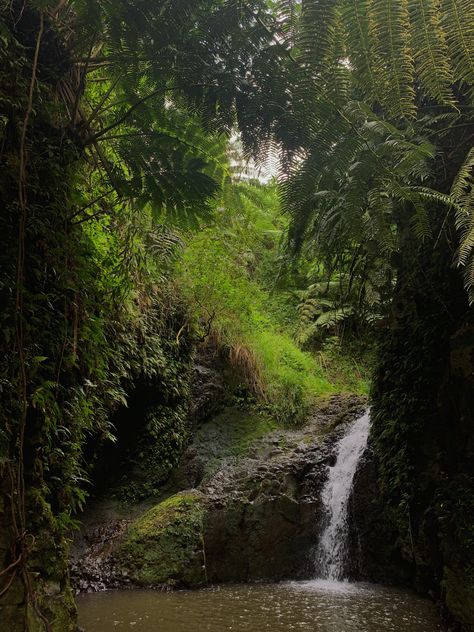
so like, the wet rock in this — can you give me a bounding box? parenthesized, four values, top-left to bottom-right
(190, 364, 226, 423)
(71, 394, 367, 591)
(70, 506, 135, 592)
(349, 445, 411, 585)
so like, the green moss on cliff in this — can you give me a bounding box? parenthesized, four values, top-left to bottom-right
(370, 236, 474, 630)
(443, 566, 474, 629)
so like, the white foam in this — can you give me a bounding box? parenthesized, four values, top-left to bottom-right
(315, 412, 371, 581)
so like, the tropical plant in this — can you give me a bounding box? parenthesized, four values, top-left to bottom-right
(1, 0, 473, 629)
(295, 268, 388, 346)
(264, 5, 474, 624)
(267, 0, 474, 301)
(0, 2, 292, 627)
(178, 178, 368, 424)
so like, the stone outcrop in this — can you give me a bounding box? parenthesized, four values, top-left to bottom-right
(71, 395, 366, 591)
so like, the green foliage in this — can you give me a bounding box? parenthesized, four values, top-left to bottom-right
(1, 0, 472, 628)
(295, 269, 389, 346)
(271, 0, 474, 303)
(178, 180, 368, 425)
(452, 147, 474, 296)
(0, 5, 219, 624)
(0, 0, 290, 609)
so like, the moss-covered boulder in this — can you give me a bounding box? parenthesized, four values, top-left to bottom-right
(114, 492, 206, 588)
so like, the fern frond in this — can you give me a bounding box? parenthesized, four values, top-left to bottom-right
(408, 0, 456, 105)
(449, 148, 474, 299)
(451, 147, 474, 204)
(441, 0, 474, 101)
(340, 0, 380, 99)
(315, 306, 354, 328)
(369, 0, 416, 117)
(298, 0, 340, 75)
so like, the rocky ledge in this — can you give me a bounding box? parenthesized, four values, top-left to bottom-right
(71, 394, 367, 592)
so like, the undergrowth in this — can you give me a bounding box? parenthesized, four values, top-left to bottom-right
(178, 181, 370, 425)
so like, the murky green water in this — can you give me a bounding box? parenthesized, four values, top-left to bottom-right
(77, 580, 443, 631)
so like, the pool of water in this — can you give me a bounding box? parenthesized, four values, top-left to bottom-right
(77, 580, 443, 631)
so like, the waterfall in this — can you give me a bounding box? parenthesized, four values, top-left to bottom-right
(315, 411, 370, 581)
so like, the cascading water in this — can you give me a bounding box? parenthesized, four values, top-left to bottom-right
(78, 405, 444, 632)
(315, 411, 371, 581)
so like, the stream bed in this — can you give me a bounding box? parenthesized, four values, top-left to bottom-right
(77, 580, 443, 631)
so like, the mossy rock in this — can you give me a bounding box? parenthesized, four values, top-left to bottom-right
(114, 492, 207, 587)
(0, 578, 76, 632)
(183, 407, 278, 485)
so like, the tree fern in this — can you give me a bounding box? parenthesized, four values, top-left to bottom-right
(408, 0, 455, 106)
(273, 0, 474, 304)
(298, 0, 340, 76)
(369, 0, 416, 117)
(451, 148, 474, 301)
(441, 0, 474, 101)
(340, 0, 380, 98)
(61, 0, 294, 229)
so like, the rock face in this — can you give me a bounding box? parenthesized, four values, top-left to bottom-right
(201, 437, 326, 583)
(190, 362, 227, 424)
(348, 445, 412, 585)
(71, 395, 367, 591)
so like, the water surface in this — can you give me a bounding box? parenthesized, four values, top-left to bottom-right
(77, 580, 443, 631)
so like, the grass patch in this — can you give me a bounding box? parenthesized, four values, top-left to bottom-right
(177, 182, 369, 425)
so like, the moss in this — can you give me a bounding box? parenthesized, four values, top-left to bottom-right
(443, 566, 474, 629)
(370, 227, 474, 629)
(0, 576, 76, 632)
(115, 492, 207, 587)
(222, 409, 278, 456)
(188, 407, 278, 482)
(26, 583, 77, 632)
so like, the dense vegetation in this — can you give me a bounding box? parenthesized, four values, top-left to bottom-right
(179, 180, 369, 422)
(0, 0, 473, 630)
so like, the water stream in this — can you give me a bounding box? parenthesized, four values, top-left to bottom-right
(315, 411, 371, 581)
(77, 412, 443, 631)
